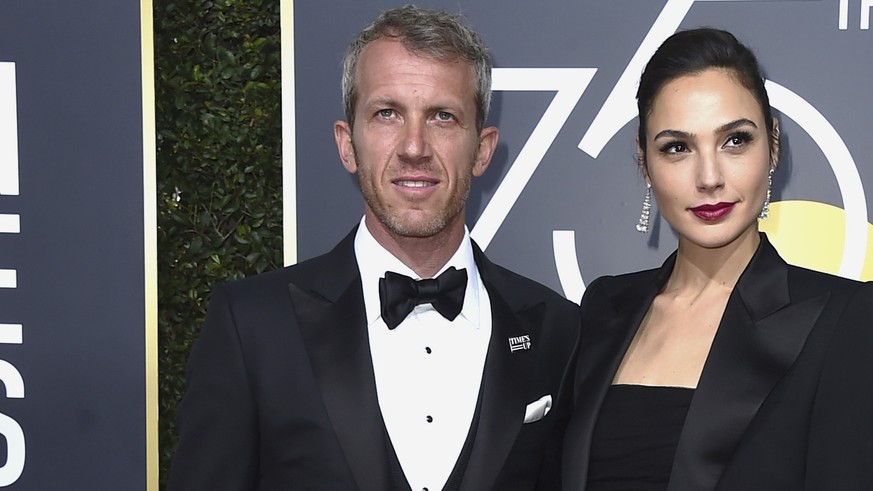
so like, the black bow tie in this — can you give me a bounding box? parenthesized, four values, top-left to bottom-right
(378, 267, 468, 330)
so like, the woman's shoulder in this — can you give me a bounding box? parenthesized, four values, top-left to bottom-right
(586, 266, 663, 291)
(782, 265, 873, 348)
(579, 267, 663, 314)
(785, 262, 873, 300)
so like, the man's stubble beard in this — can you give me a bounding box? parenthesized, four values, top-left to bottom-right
(353, 145, 473, 239)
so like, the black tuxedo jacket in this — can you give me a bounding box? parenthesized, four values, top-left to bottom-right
(168, 228, 580, 491)
(562, 234, 873, 490)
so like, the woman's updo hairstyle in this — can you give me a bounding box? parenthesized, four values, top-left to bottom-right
(636, 28, 776, 164)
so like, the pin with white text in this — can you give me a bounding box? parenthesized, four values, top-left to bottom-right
(509, 335, 531, 352)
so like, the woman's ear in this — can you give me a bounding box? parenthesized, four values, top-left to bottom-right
(770, 117, 781, 170)
(636, 138, 650, 183)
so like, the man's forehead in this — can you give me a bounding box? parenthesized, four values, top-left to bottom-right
(358, 37, 470, 72)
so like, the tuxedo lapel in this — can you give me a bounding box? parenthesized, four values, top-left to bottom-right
(563, 258, 673, 490)
(459, 247, 538, 491)
(668, 236, 828, 491)
(289, 230, 391, 491)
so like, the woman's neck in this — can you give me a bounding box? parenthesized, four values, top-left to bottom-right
(666, 230, 761, 296)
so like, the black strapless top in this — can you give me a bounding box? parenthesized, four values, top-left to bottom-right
(586, 384, 694, 491)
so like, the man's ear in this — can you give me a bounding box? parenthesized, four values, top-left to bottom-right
(334, 120, 357, 174)
(471, 126, 499, 177)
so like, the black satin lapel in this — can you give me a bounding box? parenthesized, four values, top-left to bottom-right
(562, 310, 644, 489)
(290, 278, 390, 491)
(459, 290, 536, 491)
(562, 266, 670, 489)
(669, 238, 829, 491)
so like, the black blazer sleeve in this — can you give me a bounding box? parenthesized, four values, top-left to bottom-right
(167, 283, 259, 490)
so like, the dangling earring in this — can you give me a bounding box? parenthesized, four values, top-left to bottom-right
(636, 182, 652, 233)
(759, 168, 774, 220)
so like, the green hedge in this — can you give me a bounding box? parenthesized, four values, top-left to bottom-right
(154, 0, 282, 487)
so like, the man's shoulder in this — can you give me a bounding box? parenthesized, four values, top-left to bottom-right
(218, 231, 357, 299)
(477, 253, 576, 310)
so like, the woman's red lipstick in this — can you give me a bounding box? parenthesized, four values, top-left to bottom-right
(690, 202, 735, 221)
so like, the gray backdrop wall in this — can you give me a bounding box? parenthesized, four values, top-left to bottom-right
(0, 1, 154, 489)
(288, 0, 873, 300)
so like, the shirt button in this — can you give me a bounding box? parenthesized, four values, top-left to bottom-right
(425, 346, 432, 354)
(426, 415, 433, 423)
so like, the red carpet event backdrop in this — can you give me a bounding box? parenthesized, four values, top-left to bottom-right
(0, 0, 870, 489)
(287, 0, 873, 303)
(0, 1, 156, 489)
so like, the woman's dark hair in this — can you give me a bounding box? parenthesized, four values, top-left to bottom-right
(636, 28, 776, 162)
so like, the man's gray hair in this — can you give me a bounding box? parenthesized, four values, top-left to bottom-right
(341, 4, 493, 131)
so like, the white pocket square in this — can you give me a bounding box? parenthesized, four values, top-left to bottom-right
(523, 394, 552, 424)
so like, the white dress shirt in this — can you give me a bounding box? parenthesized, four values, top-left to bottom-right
(355, 218, 492, 491)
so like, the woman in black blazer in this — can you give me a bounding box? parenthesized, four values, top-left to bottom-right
(562, 28, 873, 490)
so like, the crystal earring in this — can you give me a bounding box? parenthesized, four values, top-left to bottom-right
(759, 168, 774, 220)
(636, 183, 652, 233)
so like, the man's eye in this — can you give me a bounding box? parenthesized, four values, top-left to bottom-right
(377, 109, 394, 118)
(436, 111, 454, 121)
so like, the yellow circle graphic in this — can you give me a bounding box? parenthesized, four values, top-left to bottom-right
(759, 200, 873, 280)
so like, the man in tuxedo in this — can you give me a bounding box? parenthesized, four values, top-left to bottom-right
(167, 5, 580, 490)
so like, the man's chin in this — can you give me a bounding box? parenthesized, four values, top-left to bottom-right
(365, 204, 464, 239)
(387, 222, 445, 239)
(381, 213, 448, 239)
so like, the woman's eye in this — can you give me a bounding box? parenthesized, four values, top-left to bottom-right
(660, 142, 687, 154)
(724, 131, 753, 148)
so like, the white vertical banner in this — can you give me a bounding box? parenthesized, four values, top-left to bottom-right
(0, 62, 19, 197)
